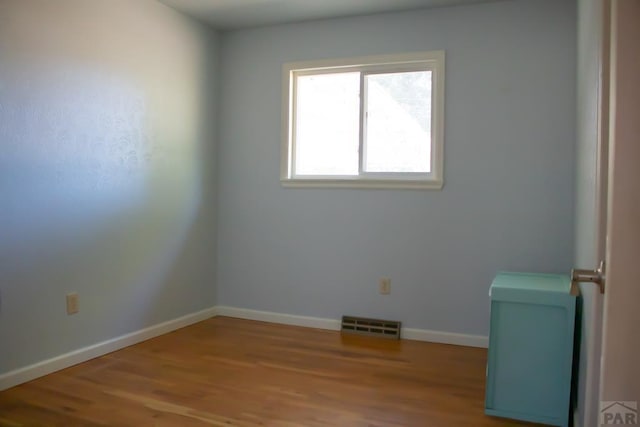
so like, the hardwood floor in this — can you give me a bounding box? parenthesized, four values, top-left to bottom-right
(0, 317, 539, 426)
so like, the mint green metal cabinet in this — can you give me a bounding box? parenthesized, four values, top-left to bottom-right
(485, 272, 576, 426)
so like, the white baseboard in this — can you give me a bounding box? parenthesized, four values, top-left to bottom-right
(0, 307, 216, 391)
(402, 327, 488, 348)
(214, 306, 488, 348)
(214, 306, 341, 331)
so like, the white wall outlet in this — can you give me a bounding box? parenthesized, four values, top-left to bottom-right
(66, 292, 79, 315)
(379, 278, 391, 295)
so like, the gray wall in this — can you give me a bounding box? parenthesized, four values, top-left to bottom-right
(217, 0, 577, 336)
(0, 0, 219, 374)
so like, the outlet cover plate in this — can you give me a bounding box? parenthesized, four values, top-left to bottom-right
(66, 293, 79, 315)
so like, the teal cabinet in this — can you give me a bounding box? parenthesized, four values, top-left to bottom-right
(485, 272, 576, 426)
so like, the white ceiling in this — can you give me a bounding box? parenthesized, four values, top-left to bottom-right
(159, 0, 499, 30)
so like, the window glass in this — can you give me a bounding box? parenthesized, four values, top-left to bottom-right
(364, 71, 431, 173)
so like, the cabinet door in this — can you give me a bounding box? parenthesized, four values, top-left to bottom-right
(486, 298, 575, 426)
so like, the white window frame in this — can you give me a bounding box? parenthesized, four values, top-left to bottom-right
(281, 51, 445, 190)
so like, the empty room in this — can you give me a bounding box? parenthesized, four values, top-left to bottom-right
(1, 0, 638, 425)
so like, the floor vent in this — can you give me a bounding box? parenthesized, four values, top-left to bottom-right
(341, 316, 401, 339)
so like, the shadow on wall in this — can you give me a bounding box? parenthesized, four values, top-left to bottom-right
(0, 61, 201, 326)
(0, 63, 209, 373)
(0, 0, 218, 374)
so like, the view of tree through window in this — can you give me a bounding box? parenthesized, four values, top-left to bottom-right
(365, 71, 431, 173)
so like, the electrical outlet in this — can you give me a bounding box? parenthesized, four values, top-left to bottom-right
(66, 292, 79, 315)
(379, 278, 391, 295)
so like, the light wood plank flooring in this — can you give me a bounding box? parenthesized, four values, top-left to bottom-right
(0, 317, 539, 426)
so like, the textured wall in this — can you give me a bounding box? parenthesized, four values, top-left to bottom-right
(0, 0, 219, 374)
(216, 0, 577, 336)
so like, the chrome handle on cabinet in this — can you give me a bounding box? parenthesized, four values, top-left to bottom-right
(570, 260, 605, 295)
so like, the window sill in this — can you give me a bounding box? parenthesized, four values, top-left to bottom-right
(280, 178, 443, 190)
